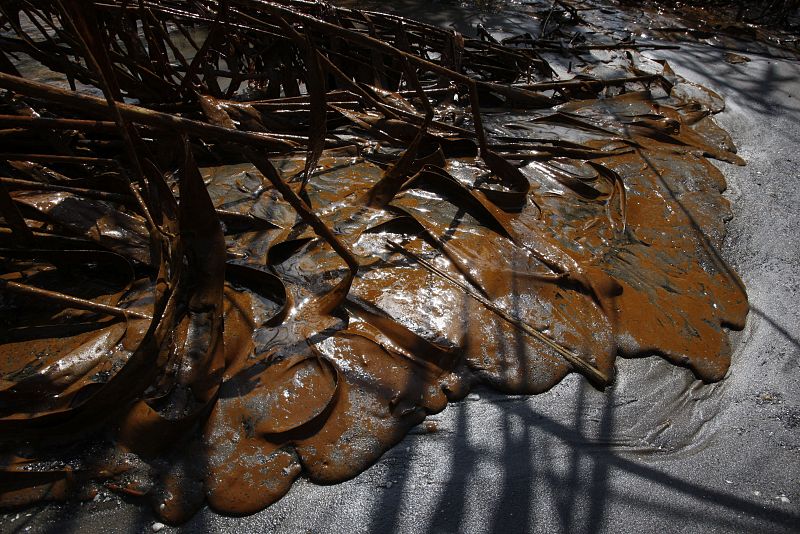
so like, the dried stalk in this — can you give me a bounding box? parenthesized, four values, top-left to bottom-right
(386, 240, 611, 386)
(0, 278, 152, 320)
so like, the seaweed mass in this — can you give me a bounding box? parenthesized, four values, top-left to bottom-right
(0, 0, 748, 524)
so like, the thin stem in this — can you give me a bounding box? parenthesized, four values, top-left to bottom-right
(0, 278, 152, 321)
(386, 240, 610, 386)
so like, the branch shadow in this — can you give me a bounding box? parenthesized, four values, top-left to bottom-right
(362, 376, 798, 533)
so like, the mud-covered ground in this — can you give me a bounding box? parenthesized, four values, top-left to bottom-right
(1, 2, 798, 533)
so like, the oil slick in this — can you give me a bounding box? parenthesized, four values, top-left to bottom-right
(0, 0, 747, 523)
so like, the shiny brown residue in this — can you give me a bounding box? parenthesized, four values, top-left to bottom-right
(0, 0, 747, 523)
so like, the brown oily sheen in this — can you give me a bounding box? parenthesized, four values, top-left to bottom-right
(0, 0, 748, 523)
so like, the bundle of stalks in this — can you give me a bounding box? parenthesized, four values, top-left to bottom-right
(0, 0, 748, 523)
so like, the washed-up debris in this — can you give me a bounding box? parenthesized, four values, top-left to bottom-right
(0, 0, 747, 524)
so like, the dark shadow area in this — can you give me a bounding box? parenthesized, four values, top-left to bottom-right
(427, 401, 478, 533)
(361, 382, 798, 533)
(339, 0, 543, 39)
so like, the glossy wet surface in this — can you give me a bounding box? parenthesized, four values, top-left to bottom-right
(0, 0, 755, 525)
